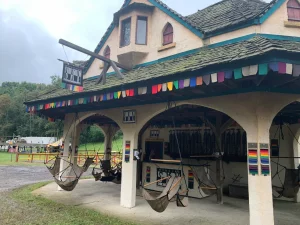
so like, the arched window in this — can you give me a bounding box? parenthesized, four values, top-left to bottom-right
(104, 46, 110, 59)
(163, 23, 173, 46)
(287, 0, 300, 21)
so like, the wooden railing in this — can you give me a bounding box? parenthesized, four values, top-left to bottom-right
(15, 152, 122, 164)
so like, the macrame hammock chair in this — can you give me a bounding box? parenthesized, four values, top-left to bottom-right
(190, 166, 217, 197)
(142, 109, 189, 213)
(142, 175, 188, 213)
(92, 158, 122, 184)
(272, 165, 300, 198)
(45, 156, 61, 176)
(48, 156, 94, 191)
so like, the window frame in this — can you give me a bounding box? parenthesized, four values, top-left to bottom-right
(104, 46, 110, 59)
(287, 0, 300, 21)
(120, 17, 132, 47)
(163, 23, 173, 46)
(135, 16, 148, 45)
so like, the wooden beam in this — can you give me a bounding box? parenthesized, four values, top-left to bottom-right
(59, 39, 131, 71)
(96, 63, 110, 84)
(255, 75, 266, 87)
(274, 77, 299, 88)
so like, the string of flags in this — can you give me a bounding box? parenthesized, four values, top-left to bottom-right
(27, 62, 300, 115)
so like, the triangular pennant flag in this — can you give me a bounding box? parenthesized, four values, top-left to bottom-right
(184, 79, 190, 87)
(167, 82, 173, 91)
(242, 66, 250, 76)
(190, 77, 196, 87)
(293, 64, 300, 77)
(286, 64, 293, 75)
(269, 62, 279, 72)
(118, 91, 121, 98)
(100, 95, 103, 101)
(126, 90, 130, 96)
(110, 93, 114, 99)
(217, 72, 225, 83)
(103, 94, 107, 101)
(157, 84, 162, 92)
(258, 64, 268, 76)
(278, 62, 286, 74)
(94, 96, 97, 102)
(196, 76, 203, 86)
(152, 85, 158, 94)
(211, 73, 217, 83)
(174, 81, 179, 89)
(203, 75, 210, 85)
(162, 83, 167, 92)
(234, 68, 242, 79)
(249, 65, 258, 75)
(106, 93, 110, 100)
(225, 71, 233, 79)
(138, 87, 143, 95)
(122, 91, 126, 98)
(114, 92, 118, 99)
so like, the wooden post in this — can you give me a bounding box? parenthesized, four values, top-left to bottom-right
(31, 154, 34, 163)
(16, 152, 19, 162)
(216, 156, 223, 204)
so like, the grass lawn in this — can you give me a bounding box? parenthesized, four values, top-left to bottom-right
(78, 138, 123, 153)
(0, 152, 43, 166)
(0, 182, 138, 225)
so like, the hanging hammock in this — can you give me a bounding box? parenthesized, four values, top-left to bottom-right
(273, 168, 300, 198)
(92, 158, 122, 184)
(190, 166, 217, 197)
(176, 189, 189, 207)
(54, 156, 94, 191)
(142, 176, 182, 213)
(45, 156, 61, 176)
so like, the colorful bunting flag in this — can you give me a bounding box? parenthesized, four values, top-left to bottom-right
(162, 83, 167, 92)
(269, 62, 279, 72)
(293, 64, 300, 77)
(258, 64, 268, 76)
(190, 77, 196, 87)
(179, 80, 184, 89)
(217, 72, 225, 83)
(225, 71, 233, 79)
(211, 73, 217, 83)
(249, 65, 258, 76)
(234, 68, 242, 79)
(122, 91, 126, 98)
(118, 91, 122, 98)
(286, 63, 293, 75)
(184, 79, 190, 87)
(278, 62, 286, 74)
(114, 92, 118, 99)
(157, 84, 162, 92)
(167, 82, 173, 91)
(196, 76, 203, 86)
(129, 89, 134, 97)
(174, 81, 179, 89)
(203, 75, 210, 85)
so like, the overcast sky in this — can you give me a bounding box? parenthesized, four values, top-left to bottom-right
(0, 0, 271, 84)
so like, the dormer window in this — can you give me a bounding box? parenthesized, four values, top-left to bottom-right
(163, 23, 173, 46)
(120, 18, 131, 47)
(287, 0, 300, 21)
(136, 16, 147, 45)
(104, 46, 110, 59)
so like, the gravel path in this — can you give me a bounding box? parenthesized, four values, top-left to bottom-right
(0, 166, 52, 191)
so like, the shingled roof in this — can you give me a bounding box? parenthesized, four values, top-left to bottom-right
(185, 0, 269, 35)
(26, 35, 300, 103)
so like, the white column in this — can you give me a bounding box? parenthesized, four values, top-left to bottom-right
(120, 130, 137, 208)
(58, 113, 75, 191)
(245, 118, 274, 225)
(293, 127, 300, 203)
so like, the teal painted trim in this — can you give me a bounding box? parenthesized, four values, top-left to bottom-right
(260, 34, 300, 42)
(259, 0, 286, 24)
(208, 34, 256, 48)
(84, 0, 131, 74)
(84, 33, 300, 81)
(148, 0, 203, 38)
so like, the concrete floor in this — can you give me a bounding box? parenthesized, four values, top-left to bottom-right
(33, 180, 300, 225)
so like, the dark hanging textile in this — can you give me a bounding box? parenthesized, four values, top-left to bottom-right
(273, 169, 300, 198)
(176, 194, 188, 207)
(236, 130, 241, 156)
(203, 130, 209, 154)
(210, 132, 216, 154)
(225, 131, 231, 155)
(46, 157, 61, 176)
(230, 130, 236, 155)
(242, 131, 247, 156)
(198, 131, 202, 155)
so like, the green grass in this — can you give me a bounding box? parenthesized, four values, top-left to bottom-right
(78, 138, 123, 153)
(0, 182, 138, 225)
(0, 152, 43, 166)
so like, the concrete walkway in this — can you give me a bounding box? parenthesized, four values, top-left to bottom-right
(33, 180, 300, 225)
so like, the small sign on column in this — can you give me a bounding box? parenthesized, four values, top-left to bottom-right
(248, 143, 258, 176)
(125, 141, 131, 163)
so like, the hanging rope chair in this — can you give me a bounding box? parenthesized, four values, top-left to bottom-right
(190, 166, 217, 197)
(272, 167, 300, 198)
(92, 157, 122, 184)
(54, 156, 94, 191)
(45, 156, 61, 176)
(142, 176, 182, 213)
